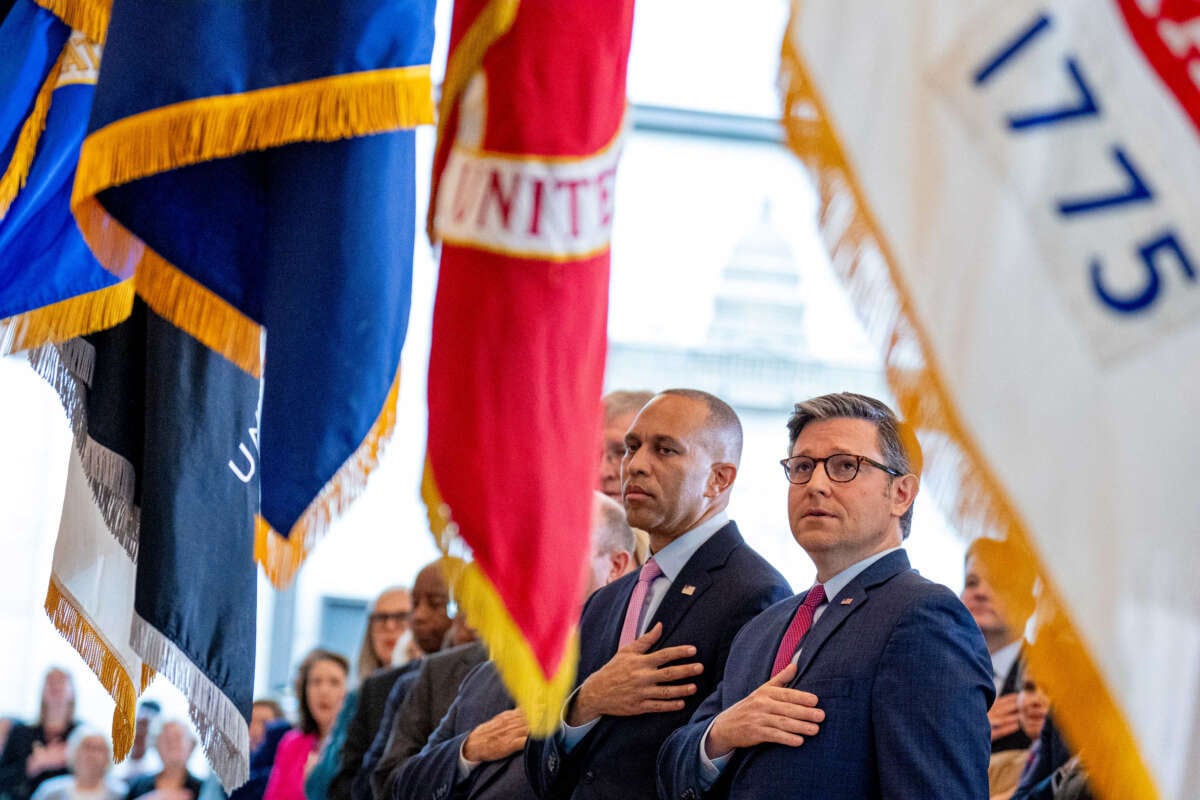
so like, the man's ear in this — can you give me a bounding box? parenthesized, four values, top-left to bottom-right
(606, 550, 632, 584)
(890, 473, 919, 518)
(705, 462, 738, 498)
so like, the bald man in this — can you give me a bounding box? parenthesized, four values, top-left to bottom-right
(525, 389, 791, 800)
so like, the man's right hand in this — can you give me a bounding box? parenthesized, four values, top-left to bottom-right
(567, 623, 703, 725)
(988, 692, 1021, 741)
(704, 663, 824, 759)
(462, 709, 529, 763)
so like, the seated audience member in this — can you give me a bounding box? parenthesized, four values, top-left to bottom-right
(265, 650, 349, 800)
(990, 662, 1050, 799)
(390, 492, 637, 800)
(0, 668, 79, 800)
(365, 614, 482, 800)
(1010, 711, 1092, 800)
(125, 720, 201, 800)
(30, 726, 123, 800)
(199, 719, 292, 800)
(356, 588, 413, 684)
(249, 702, 285, 755)
(113, 702, 162, 785)
(597, 390, 654, 503)
(329, 564, 453, 800)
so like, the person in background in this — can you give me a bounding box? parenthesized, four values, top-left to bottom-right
(585, 493, 638, 597)
(249, 702, 285, 755)
(990, 661, 1051, 800)
(264, 650, 348, 800)
(113, 702, 162, 785)
(0, 668, 79, 800)
(962, 538, 1036, 754)
(329, 565, 453, 800)
(355, 588, 413, 684)
(30, 726, 124, 800)
(597, 390, 654, 503)
(125, 720, 201, 800)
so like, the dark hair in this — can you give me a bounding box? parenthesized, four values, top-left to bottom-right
(659, 388, 744, 464)
(786, 392, 918, 538)
(294, 649, 349, 736)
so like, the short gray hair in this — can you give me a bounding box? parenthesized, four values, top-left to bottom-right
(592, 492, 635, 556)
(603, 390, 654, 424)
(786, 392, 917, 538)
(65, 725, 110, 769)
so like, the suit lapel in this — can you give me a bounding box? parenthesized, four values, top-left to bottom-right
(646, 522, 741, 644)
(791, 550, 913, 682)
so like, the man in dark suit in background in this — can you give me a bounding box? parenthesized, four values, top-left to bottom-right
(330, 561, 454, 800)
(526, 389, 791, 799)
(389, 492, 640, 800)
(659, 392, 993, 799)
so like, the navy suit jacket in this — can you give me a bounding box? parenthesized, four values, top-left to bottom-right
(393, 661, 535, 800)
(658, 550, 994, 800)
(525, 521, 790, 800)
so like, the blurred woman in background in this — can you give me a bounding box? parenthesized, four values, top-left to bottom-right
(265, 650, 348, 800)
(124, 719, 201, 800)
(0, 668, 79, 800)
(354, 587, 411, 683)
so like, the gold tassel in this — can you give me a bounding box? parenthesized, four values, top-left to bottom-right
(0, 46, 67, 219)
(255, 366, 402, 589)
(780, 22, 1159, 800)
(422, 461, 578, 736)
(0, 279, 133, 356)
(44, 576, 139, 759)
(74, 66, 433, 202)
(32, 0, 111, 44)
(72, 196, 264, 377)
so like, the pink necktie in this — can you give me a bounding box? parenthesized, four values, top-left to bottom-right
(770, 583, 826, 677)
(619, 558, 663, 647)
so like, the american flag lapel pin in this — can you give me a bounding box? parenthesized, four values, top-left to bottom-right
(840, 597, 854, 605)
(681, 585, 696, 595)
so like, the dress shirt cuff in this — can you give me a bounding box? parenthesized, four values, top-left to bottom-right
(457, 738, 481, 781)
(558, 687, 599, 753)
(698, 719, 731, 789)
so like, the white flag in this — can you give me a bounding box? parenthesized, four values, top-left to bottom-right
(782, 1, 1200, 797)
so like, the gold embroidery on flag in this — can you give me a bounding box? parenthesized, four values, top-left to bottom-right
(33, 0, 112, 45)
(780, 15, 1159, 799)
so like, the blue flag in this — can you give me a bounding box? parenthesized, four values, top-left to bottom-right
(25, 0, 435, 787)
(0, 1, 123, 351)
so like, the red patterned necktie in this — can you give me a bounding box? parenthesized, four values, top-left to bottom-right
(770, 583, 826, 676)
(619, 558, 663, 647)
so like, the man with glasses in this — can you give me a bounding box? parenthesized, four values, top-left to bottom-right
(526, 389, 791, 800)
(659, 392, 994, 799)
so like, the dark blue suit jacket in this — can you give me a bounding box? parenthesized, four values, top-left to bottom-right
(525, 521, 791, 800)
(658, 550, 994, 800)
(393, 661, 535, 800)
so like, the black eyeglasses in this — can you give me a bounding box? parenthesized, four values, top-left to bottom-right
(779, 453, 902, 485)
(368, 611, 409, 627)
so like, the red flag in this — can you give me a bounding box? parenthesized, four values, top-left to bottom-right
(424, 0, 634, 732)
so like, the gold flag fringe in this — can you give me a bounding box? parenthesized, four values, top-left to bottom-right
(255, 366, 402, 589)
(422, 459, 579, 736)
(428, 0, 519, 239)
(129, 613, 249, 790)
(72, 196, 263, 377)
(0, 280, 133, 357)
(780, 21, 1158, 800)
(33, 0, 111, 44)
(74, 66, 433, 202)
(0, 46, 67, 219)
(45, 577, 139, 759)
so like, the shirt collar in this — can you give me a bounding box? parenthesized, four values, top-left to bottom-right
(650, 510, 729, 583)
(820, 546, 903, 603)
(991, 638, 1022, 681)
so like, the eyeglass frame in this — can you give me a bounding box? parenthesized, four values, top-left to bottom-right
(779, 453, 903, 485)
(368, 611, 410, 627)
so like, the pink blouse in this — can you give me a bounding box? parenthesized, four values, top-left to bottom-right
(262, 730, 318, 800)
